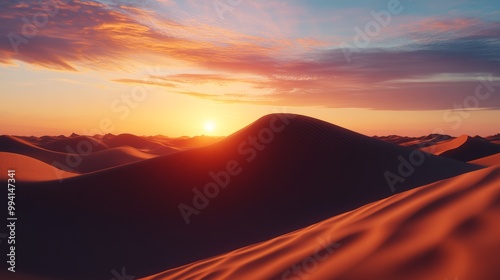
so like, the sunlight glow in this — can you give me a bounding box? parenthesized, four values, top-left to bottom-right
(204, 121, 216, 132)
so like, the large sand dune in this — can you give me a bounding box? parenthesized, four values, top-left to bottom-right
(5, 114, 481, 279)
(142, 166, 500, 280)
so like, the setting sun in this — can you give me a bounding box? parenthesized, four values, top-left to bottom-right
(204, 121, 216, 133)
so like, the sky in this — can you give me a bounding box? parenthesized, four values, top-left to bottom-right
(1, 0, 499, 137)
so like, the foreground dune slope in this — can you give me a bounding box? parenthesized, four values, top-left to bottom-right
(4, 114, 481, 279)
(143, 166, 500, 280)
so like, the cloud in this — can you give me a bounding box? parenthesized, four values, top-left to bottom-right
(0, 0, 166, 70)
(148, 33, 500, 110)
(112, 78, 178, 88)
(1, 1, 499, 110)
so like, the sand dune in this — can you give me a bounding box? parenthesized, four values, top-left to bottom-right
(104, 133, 162, 148)
(0, 135, 158, 173)
(17, 135, 62, 146)
(0, 135, 51, 152)
(19, 135, 78, 145)
(158, 135, 224, 149)
(422, 135, 500, 161)
(39, 135, 109, 153)
(375, 134, 452, 148)
(0, 135, 70, 168)
(142, 166, 500, 280)
(0, 152, 79, 181)
(76, 146, 156, 172)
(9, 114, 481, 279)
(486, 134, 500, 142)
(104, 133, 178, 155)
(469, 153, 500, 167)
(401, 134, 454, 149)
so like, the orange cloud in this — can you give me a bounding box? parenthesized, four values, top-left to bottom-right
(0, 0, 283, 71)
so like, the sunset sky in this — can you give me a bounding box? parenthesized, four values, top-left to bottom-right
(1, 0, 499, 137)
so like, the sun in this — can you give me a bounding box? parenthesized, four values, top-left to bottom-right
(204, 121, 216, 133)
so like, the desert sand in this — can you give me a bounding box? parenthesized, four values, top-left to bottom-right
(0, 152, 79, 181)
(39, 136, 109, 153)
(469, 153, 500, 167)
(142, 166, 500, 280)
(0, 114, 498, 280)
(0, 134, 178, 173)
(420, 135, 500, 162)
(375, 134, 453, 148)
